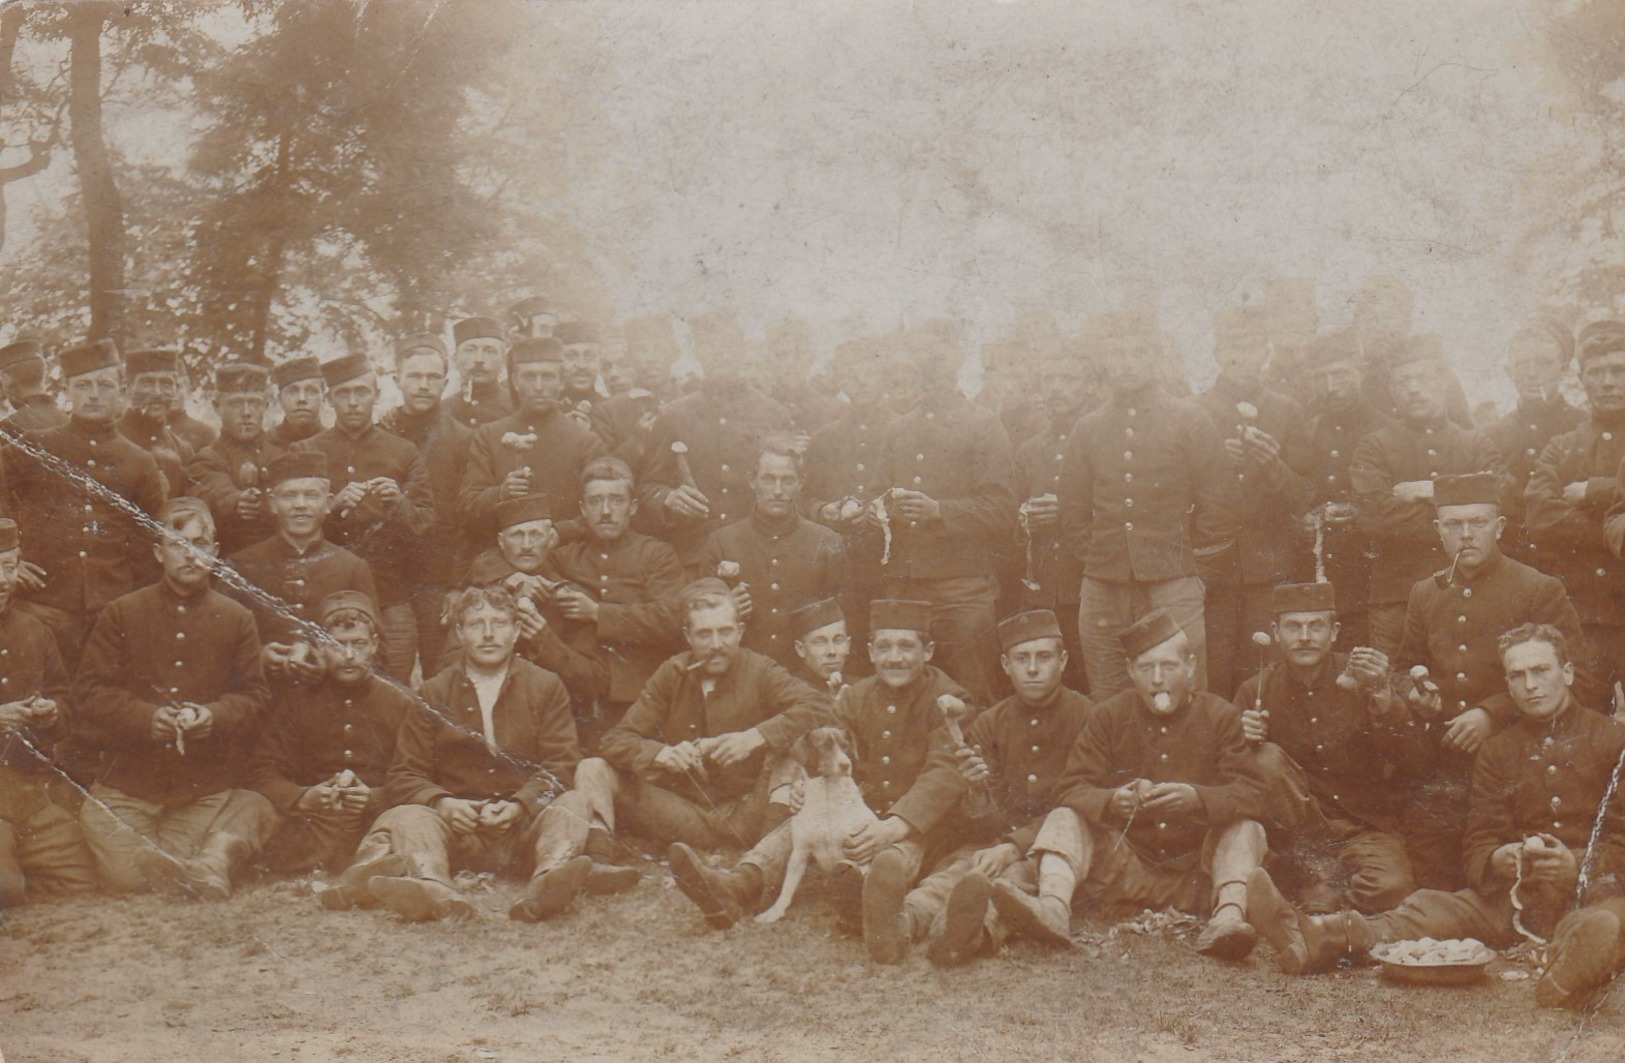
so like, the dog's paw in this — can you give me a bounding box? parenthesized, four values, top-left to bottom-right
(755, 907, 787, 924)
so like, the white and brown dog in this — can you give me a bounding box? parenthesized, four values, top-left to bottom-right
(755, 726, 877, 923)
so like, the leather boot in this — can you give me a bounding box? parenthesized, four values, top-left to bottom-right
(864, 848, 916, 965)
(369, 875, 476, 922)
(1537, 908, 1622, 1008)
(1247, 867, 1369, 974)
(135, 842, 232, 902)
(926, 871, 992, 967)
(991, 879, 1073, 948)
(583, 828, 640, 895)
(317, 852, 408, 911)
(509, 854, 593, 922)
(1196, 901, 1259, 961)
(189, 832, 254, 901)
(668, 843, 760, 930)
(831, 859, 866, 935)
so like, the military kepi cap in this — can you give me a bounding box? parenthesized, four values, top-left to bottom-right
(495, 494, 551, 530)
(453, 316, 507, 346)
(60, 339, 120, 380)
(215, 362, 271, 393)
(271, 356, 322, 389)
(1119, 608, 1183, 661)
(0, 338, 43, 370)
(320, 353, 373, 388)
(1433, 472, 1501, 509)
(394, 333, 448, 360)
(1577, 320, 1625, 364)
(510, 337, 564, 364)
(319, 589, 381, 630)
(997, 608, 1063, 653)
(870, 599, 933, 635)
(791, 597, 845, 638)
(1271, 582, 1337, 616)
(0, 518, 18, 552)
(265, 449, 329, 487)
(125, 348, 180, 377)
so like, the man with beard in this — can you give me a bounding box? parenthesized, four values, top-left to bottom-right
(555, 321, 604, 408)
(0, 337, 65, 433)
(1282, 329, 1393, 649)
(1486, 320, 1583, 556)
(267, 356, 326, 449)
(788, 597, 851, 691)
(380, 333, 472, 670)
(1349, 336, 1506, 658)
(702, 439, 846, 670)
(0, 518, 96, 906)
(10, 339, 166, 665)
(994, 610, 1268, 960)
(1533, 321, 1625, 702)
(1057, 312, 1239, 698)
(76, 498, 275, 899)
(295, 353, 435, 682)
(446, 316, 514, 431)
(117, 348, 194, 497)
(1394, 472, 1590, 890)
(251, 590, 411, 878)
(459, 337, 606, 552)
(186, 362, 282, 557)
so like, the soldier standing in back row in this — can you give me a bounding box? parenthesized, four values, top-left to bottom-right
(185, 362, 282, 557)
(267, 356, 326, 450)
(446, 316, 515, 431)
(117, 348, 194, 497)
(0, 338, 66, 433)
(1485, 319, 1584, 558)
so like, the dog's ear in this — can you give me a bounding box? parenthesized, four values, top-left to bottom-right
(789, 730, 815, 769)
(835, 728, 857, 761)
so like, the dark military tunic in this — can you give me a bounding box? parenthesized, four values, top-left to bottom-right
(248, 673, 412, 815)
(960, 686, 1094, 851)
(444, 380, 516, 432)
(185, 434, 284, 557)
(832, 665, 971, 836)
(226, 534, 379, 644)
(550, 532, 685, 704)
(379, 404, 473, 583)
(700, 511, 846, 669)
(0, 606, 71, 781)
(266, 419, 321, 450)
(117, 409, 193, 497)
(168, 410, 218, 453)
(459, 404, 606, 550)
(586, 391, 659, 471)
(1014, 413, 1086, 611)
(1485, 395, 1585, 545)
(3, 393, 66, 433)
(1195, 376, 1308, 587)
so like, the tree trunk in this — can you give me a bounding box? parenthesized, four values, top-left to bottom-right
(66, 3, 125, 343)
(247, 127, 296, 362)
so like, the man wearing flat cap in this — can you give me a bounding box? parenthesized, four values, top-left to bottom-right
(249, 589, 411, 878)
(555, 321, 604, 408)
(1533, 320, 1625, 700)
(1486, 318, 1584, 553)
(267, 356, 326, 449)
(788, 596, 851, 691)
(9, 338, 166, 665)
(380, 333, 473, 670)
(459, 336, 606, 553)
(887, 608, 1095, 967)
(1232, 582, 1422, 915)
(185, 362, 282, 557)
(996, 608, 1268, 961)
(447, 316, 515, 430)
(0, 517, 97, 906)
(0, 337, 65, 433)
(117, 348, 195, 496)
(1393, 470, 1591, 890)
(294, 353, 435, 682)
(1349, 335, 1507, 659)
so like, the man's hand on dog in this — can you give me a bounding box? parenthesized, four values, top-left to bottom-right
(970, 842, 1020, 879)
(843, 815, 912, 864)
(705, 728, 766, 768)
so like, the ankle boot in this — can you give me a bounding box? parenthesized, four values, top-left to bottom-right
(1197, 901, 1259, 961)
(1248, 866, 1354, 974)
(509, 855, 593, 922)
(863, 848, 915, 965)
(990, 879, 1073, 949)
(927, 871, 992, 967)
(1537, 908, 1623, 1008)
(582, 828, 640, 894)
(668, 843, 760, 930)
(317, 852, 408, 911)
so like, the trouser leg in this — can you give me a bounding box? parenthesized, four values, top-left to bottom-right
(372, 804, 461, 886)
(1367, 887, 1513, 948)
(1336, 827, 1415, 914)
(736, 820, 794, 901)
(1402, 776, 1469, 892)
(79, 785, 164, 894)
(0, 822, 24, 905)
(377, 601, 420, 684)
(13, 798, 98, 896)
(1203, 579, 1241, 698)
(410, 581, 449, 675)
(902, 846, 976, 931)
(1078, 578, 1136, 700)
(1207, 819, 1268, 916)
(530, 789, 594, 875)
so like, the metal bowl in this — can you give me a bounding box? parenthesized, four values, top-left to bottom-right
(1371, 941, 1496, 986)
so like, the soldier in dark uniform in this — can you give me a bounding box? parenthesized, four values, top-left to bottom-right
(446, 316, 515, 430)
(1281, 329, 1393, 649)
(787, 597, 851, 691)
(1196, 305, 1310, 697)
(1249, 622, 1625, 1009)
(295, 353, 435, 682)
(379, 333, 472, 670)
(185, 362, 282, 557)
(1058, 312, 1239, 698)
(1234, 582, 1420, 914)
(995, 610, 1268, 960)
(0, 337, 65, 433)
(1394, 472, 1591, 890)
(668, 598, 967, 967)
(117, 348, 194, 498)
(701, 438, 846, 670)
(10, 339, 166, 665)
(267, 356, 326, 449)
(166, 363, 217, 453)
(555, 321, 604, 409)
(1533, 320, 1625, 702)
(250, 590, 411, 877)
(1485, 318, 1584, 556)
(893, 609, 1094, 966)
(1349, 336, 1505, 658)
(0, 518, 96, 905)
(76, 498, 275, 899)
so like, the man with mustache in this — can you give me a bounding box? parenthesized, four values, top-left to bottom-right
(186, 362, 283, 557)
(555, 321, 604, 409)
(76, 498, 275, 899)
(117, 348, 195, 497)
(267, 356, 326, 449)
(1393, 472, 1590, 890)
(445, 316, 515, 430)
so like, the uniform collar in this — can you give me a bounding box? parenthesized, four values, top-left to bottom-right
(275, 531, 328, 557)
(1281, 653, 1338, 691)
(1454, 550, 1506, 585)
(69, 415, 120, 441)
(157, 576, 212, 605)
(749, 508, 801, 537)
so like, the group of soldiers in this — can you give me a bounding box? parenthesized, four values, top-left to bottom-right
(1, 281, 1624, 1010)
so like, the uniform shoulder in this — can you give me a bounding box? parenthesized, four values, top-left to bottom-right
(510, 655, 569, 696)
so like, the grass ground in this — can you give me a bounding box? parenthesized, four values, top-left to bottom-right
(2, 850, 1623, 1062)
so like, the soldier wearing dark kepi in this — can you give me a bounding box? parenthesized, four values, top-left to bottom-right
(787, 596, 851, 690)
(1196, 305, 1310, 698)
(76, 498, 276, 899)
(10, 339, 167, 665)
(1057, 311, 1239, 698)
(994, 609, 1268, 961)
(1281, 328, 1393, 650)
(117, 348, 195, 496)
(0, 337, 66, 433)
(1485, 318, 1584, 556)
(555, 320, 604, 408)
(1393, 471, 1592, 891)
(1249, 622, 1625, 1010)
(1532, 320, 1625, 701)
(250, 590, 411, 877)
(446, 315, 515, 430)
(701, 437, 846, 671)
(1234, 582, 1421, 915)
(185, 362, 282, 557)
(458, 336, 606, 552)
(0, 517, 97, 906)
(267, 356, 326, 449)
(295, 352, 436, 682)
(1349, 334, 1506, 658)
